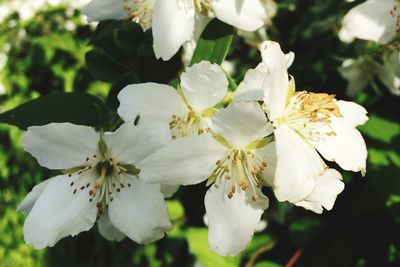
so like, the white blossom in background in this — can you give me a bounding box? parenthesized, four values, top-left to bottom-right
(0, 0, 90, 22)
(83, 0, 275, 60)
(339, 0, 400, 95)
(377, 50, 400, 95)
(339, 0, 400, 45)
(118, 61, 229, 139)
(338, 57, 380, 96)
(139, 101, 276, 256)
(259, 41, 368, 213)
(18, 120, 172, 249)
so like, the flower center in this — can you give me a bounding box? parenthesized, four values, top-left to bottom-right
(169, 110, 210, 139)
(194, 0, 214, 16)
(279, 91, 342, 140)
(123, 0, 155, 31)
(207, 148, 267, 201)
(64, 139, 139, 216)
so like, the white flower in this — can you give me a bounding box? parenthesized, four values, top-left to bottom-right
(338, 57, 380, 96)
(376, 50, 400, 96)
(138, 101, 276, 256)
(182, 0, 278, 65)
(18, 120, 172, 249)
(118, 61, 228, 139)
(339, 0, 400, 44)
(83, 0, 272, 60)
(260, 41, 368, 212)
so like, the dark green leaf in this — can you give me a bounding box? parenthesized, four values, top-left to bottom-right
(0, 92, 106, 129)
(190, 19, 233, 66)
(85, 47, 126, 82)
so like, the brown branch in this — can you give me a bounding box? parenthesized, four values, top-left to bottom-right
(285, 248, 303, 267)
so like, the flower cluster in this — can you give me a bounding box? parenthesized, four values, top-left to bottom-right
(83, 0, 276, 60)
(339, 0, 400, 96)
(19, 40, 368, 255)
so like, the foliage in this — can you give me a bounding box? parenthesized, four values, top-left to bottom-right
(0, 0, 399, 267)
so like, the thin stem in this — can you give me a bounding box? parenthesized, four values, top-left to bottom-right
(244, 240, 276, 267)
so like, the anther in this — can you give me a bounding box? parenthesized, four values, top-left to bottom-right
(262, 162, 267, 167)
(70, 181, 74, 186)
(73, 189, 77, 194)
(214, 184, 219, 189)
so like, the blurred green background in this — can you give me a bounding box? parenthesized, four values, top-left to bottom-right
(0, 0, 399, 266)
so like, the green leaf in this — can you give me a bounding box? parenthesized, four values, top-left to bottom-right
(254, 261, 283, 267)
(289, 217, 322, 245)
(190, 19, 233, 66)
(186, 227, 240, 267)
(359, 115, 400, 144)
(85, 47, 126, 82)
(0, 92, 106, 129)
(167, 200, 185, 221)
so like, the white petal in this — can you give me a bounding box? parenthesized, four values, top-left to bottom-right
(339, 0, 398, 44)
(117, 82, 188, 122)
(285, 51, 295, 68)
(205, 185, 268, 256)
(23, 174, 97, 249)
(108, 174, 172, 244)
(97, 210, 125, 242)
(378, 50, 400, 96)
(260, 41, 290, 120)
(17, 179, 51, 214)
(337, 100, 368, 126)
(273, 125, 325, 202)
(294, 169, 345, 214)
(180, 61, 228, 112)
(211, 0, 268, 31)
(254, 141, 277, 186)
(139, 134, 227, 185)
(152, 0, 195, 60)
(211, 102, 273, 148)
(160, 184, 180, 198)
(105, 120, 171, 164)
(313, 117, 367, 174)
(233, 63, 266, 102)
(338, 58, 378, 96)
(83, 0, 129, 22)
(22, 123, 99, 170)
(182, 13, 212, 66)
